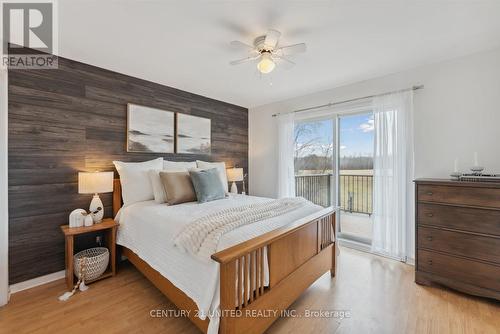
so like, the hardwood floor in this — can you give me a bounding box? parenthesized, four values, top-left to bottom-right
(1, 247, 499, 334)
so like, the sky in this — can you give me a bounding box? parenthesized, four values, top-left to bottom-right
(294, 113, 374, 157)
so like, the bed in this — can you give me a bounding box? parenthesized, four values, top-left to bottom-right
(113, 179, 337, 334)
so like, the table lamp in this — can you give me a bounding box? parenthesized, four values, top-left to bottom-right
(78, 171, 114, 223)
(226, 167, 244, 194)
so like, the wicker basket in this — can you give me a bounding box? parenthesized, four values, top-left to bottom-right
(73, 247, 109, 281)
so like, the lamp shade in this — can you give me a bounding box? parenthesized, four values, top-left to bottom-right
(78, 172, 114, 194)
(226, 168, 244, 182)
(257, 52, 275, 74)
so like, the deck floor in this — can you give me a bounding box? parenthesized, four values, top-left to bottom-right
(339, 211, 372, 241)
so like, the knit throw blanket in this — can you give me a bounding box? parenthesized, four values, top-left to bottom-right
(174, 197, 308, 258)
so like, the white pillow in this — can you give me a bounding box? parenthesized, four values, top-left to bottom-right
(196, 160, 228, 193)
(149, 161, 198, 204)
(164, 160, 197, 170)
(113, 158, 163, 206)
(148, 169, 167, 204)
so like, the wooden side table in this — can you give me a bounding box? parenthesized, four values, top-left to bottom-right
(60, 218, 119, 290)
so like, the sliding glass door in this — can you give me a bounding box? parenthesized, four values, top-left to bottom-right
(337, 112, 374, 244)
(293, 110, 374, 245)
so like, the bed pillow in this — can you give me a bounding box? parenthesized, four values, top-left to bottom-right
(196, 160, 228, 194)
(164, 160, 197, 170)
(159, 171, 197, 205)
(148, 170, 167, 204)
(113, 158, 163, 206)
(149, 161, 197, 204)
(189, 168, 226, 203)
(149, 160, 196, 204)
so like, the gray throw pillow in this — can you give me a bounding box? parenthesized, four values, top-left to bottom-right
(189, 168, 226, 203)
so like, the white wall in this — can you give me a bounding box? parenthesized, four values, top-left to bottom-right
(249, 47, 500, 260)
(0, 67, 8, 305)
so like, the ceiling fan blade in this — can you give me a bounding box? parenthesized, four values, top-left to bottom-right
(264, 29, 281, 49)
(277, 56, 295, 65)
(229, 54, 261, 66)
(272, 55, 295, 70)
(276, 43, 307, 55)
(230, 40, 255, 51)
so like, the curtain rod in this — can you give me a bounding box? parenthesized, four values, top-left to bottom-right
(271, 85, 424, 117)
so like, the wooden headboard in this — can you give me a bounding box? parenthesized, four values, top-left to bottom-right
(113, 179, 122, 217)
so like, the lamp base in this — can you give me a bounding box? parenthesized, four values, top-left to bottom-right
(90, 194, 104, 223)
(230, 182, 238, 194)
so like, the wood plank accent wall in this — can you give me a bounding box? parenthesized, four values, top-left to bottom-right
(8, 56, 248, 284)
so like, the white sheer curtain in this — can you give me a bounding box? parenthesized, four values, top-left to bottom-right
(371, 91, 414, 261)
(277, 113, 296, 198)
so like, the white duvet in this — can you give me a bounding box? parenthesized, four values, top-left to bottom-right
(116, 194, 323, 334)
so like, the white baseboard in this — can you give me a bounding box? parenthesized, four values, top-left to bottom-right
(9, 256, 129, 297)
(337, 238, 372, 253)
(406, 257, 415, 266)
(338, 238, 416, 266)
(9, 270, 65, 295)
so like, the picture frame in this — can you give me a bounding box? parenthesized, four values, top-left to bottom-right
(176, 113, 211, 154)
(127, 103, 175, 153)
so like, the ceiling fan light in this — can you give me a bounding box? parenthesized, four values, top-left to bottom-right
(257, 53, 275, 74)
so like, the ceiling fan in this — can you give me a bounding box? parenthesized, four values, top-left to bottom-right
(229, 29, 307, 74)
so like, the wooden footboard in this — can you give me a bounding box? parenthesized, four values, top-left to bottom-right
(212, 207, 336, 334)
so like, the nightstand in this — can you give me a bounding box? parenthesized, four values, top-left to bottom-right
(60, 218, 119, 290)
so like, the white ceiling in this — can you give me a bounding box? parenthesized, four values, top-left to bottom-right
(58, 0, 500, 108)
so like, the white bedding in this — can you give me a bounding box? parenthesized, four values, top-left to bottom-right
(116, 194, 323, 334)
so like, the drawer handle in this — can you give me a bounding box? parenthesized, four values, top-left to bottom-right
(426, 213, 434, 217)
(428, 260, 433, 265)
(427, 236, 433, 241)
(426, 191, 433, 196)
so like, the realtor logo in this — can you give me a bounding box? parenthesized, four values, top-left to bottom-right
(1, 0, 58, 69)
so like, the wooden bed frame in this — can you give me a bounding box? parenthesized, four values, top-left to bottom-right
(113, 179, 337, 334)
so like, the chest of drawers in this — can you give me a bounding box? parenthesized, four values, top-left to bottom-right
(415, 179, 500, 300)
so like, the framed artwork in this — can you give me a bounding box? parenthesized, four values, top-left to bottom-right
(127, 104, 175, 153)
(176, 113, 211, 154)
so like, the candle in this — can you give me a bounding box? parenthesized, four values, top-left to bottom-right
(474, 152, 479, 167)
(454, 158, 458, 173)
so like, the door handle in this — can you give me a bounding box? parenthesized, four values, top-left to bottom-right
(427, 213, 434, 217)
(426, 192, 433, 196)
(427, 236, 433, 241)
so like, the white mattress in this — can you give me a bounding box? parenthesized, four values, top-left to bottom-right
(116, 194, 323, 333)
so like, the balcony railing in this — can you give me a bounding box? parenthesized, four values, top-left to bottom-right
(295, 174, 332, 208)
(339, 174, 373, 215)
(295, 173, 373, 215)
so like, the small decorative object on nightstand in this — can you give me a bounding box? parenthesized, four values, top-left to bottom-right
(78, 171, 114, 223)
(83, 212, 93, 227)
(69, 208, 86, 228)
(227, 167, 244, 194)
(60, 218, 119, 291)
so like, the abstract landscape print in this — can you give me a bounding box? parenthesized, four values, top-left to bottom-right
(127, 104, 175, 153)
(176, 113, 211, 154)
